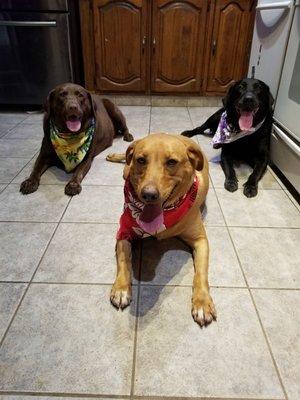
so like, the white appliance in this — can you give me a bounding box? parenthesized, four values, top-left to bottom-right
(248, 0, 295, 98)
(271, 0, 300, 192)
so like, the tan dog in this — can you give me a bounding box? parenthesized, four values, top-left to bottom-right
(107, 133, 216, 327)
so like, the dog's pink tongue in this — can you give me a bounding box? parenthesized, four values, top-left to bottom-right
(239, 111, 254, 131)
(66, 120, 81, 132)
(138, 204, 164, 234)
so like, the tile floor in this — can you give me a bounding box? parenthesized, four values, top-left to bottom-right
(0, 106, 299, 400)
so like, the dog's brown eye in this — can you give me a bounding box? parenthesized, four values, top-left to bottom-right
(137, 157, 146, 165)
(167, 159, 178, 167)
(60, 91, 67, 97)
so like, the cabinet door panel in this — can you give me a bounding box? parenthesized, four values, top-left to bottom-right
(93, 0, 147, 92)
(206, 0, 255, 94)
(152, 0, 207, 93)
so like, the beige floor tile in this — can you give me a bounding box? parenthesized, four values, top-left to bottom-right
(216, 188, 300, 228)
(188, 106, 220, 127)
(3, 123, 43, 140)
(35, 223, 119, 283)
(203, 189, 226, 226)
(21, 113, 44, 124)
(0, 113, 27, 124)
(230, 227, 300, 288)
(63, 186, 123, 223)
(0, 138, 40, 158)
(0, 158, 30, 184)
(0, 284, 136, 394)
(140, 227, 244, 287)
(209, 162, 281, 190)
(0, 397, 123, 400)
(150, 107, 193, 133)
(82, 156, 124, 186)
(134, 286, 283, 398)
(284, 189, 300, 211)
(253, 289, 300, 400)
(0, 123, 16, 138)
(0, 184, 69, 222)
(12, 158, 69, 185)
(0, 283, 27, 339)
(0, 222, 56, 281)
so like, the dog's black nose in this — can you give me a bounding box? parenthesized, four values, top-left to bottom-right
(141, 186, 159, 202)
(243, 93, 255, 103)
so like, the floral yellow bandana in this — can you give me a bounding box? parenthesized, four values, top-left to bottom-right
(50, 119, 95, 172)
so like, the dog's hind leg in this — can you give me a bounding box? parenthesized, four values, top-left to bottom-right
(102, 99, 133, 142)
(181, 107, 224, 138)
(106, 153, 126, 163)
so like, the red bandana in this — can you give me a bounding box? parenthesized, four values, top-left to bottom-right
(117, 176, 199, 241)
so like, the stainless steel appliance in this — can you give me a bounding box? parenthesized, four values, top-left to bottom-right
(0, 0, 81, 105)
(271, 0, 300, 193)
(248, 0, 295, 98)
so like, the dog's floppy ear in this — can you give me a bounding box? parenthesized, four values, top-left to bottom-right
(87, 91, 97, 117)
(43, 89, 54, 133)
(125, 140, 138, 165)
(177, 136, 204, 171)
(269, 91, 274, 109)
(222, 81, 237, 107)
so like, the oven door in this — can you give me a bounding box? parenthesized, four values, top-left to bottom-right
(273, 1, 300, 141)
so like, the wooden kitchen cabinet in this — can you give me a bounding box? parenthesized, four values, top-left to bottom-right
(204, 0, 256, 94)
(79, 0, 255, 95)
(92, 0, 148, 92)
(151, 0, 207, 93)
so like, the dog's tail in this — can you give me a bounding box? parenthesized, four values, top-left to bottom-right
(106, 153, 126, 163)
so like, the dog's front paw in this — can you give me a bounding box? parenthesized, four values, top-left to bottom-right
(123, 131, 134, 142)
(192, 292, 216, 327)
(110, 285, 132, 310)
(224, 178, 238, 192)
(181, 130, 193, 137)
(20, 178, 39, 194)
(243, 183, 258, 198)
(65, 181, 82, 196)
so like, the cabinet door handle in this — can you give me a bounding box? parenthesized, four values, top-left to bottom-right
(142, 36, 146, 54)
(212, 39, 217, 56)
(153, 37, 156, 54)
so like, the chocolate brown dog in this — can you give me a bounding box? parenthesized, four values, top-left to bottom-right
(20, 83, 133, 196)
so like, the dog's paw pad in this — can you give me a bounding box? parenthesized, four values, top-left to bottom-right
(20, 179, 39, 195)
(192, 296, 216, 327)
(110, 289, 132, 310)
(123, 132, 134, 142)
(65, 181, 82, 196)
(243, 183, 258, 198)
(224, 179, 238, 192)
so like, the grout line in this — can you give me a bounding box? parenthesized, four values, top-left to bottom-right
(1, 281, 299, 291)
(0, 196, 72, 348)
(0, 149, 40, 197)
(0, 391, 130, 398)
(130, 242, 143, 399)
(0, 219, 298, 229)
(0, 115, 31, 138)
(211, 185, 288, 400)
(0, 390, 285, 400)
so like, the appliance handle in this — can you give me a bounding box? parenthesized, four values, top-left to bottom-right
(256, 1, 292, 10)
(0, 21, 57, 27)
(273, 125, 300, 157)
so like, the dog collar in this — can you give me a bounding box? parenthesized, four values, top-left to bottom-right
(117, 176, 199, 241)
(50, 118, 95, 172)
(212, 111, 265, 149)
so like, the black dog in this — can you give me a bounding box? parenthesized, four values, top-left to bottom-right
(182, 78, 274, 197)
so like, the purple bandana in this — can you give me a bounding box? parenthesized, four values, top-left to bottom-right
(212, 112, 265, 149)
